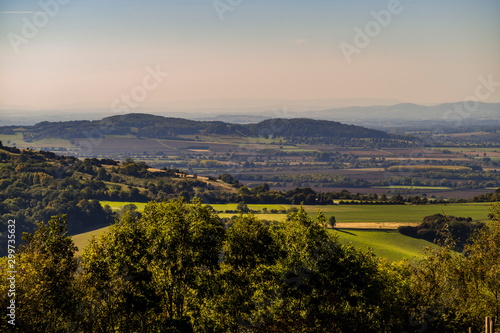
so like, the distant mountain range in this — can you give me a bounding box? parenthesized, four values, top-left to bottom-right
(196, 102, 500, 125)
(305, 102, 499, 121)
(0, 102, 497, 127)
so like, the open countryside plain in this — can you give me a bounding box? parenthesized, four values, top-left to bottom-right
(100, 201, 492, 223)
(3, 128, 498, 200)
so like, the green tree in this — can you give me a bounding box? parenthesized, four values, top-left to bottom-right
(200, 214, 279, 332)
(0, 215, 78, 332)
(79, 212, 153, 332)
(219, 173, 235, 184)
(119, 203, 140, 219)
(249, 207, 399, 332)
(408, 203, 500, 332)
(81, 198, 225, 332)
(464, 203, 500, 320)
(223, 215, 276, 270)
(237, 186, 251, 196)
(328, 215, 336, 228)
(236, 201, 250, 213)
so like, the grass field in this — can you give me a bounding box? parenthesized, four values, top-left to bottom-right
(0, 133, 75, 149)
(100, 201, 148, 211)
(302, 203, 491, 223)
(0, 133, 24, 144)
(100, 201, 493, 224)
(72, 226, 111, 255)
(333, 229, 437, 261)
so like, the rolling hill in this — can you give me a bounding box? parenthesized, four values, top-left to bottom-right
(0, 113, 403, 145)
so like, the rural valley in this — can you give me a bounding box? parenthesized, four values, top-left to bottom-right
(0, 113, 499, 331)
(1, 0, 500, 331)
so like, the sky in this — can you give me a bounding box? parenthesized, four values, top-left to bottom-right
(0, 0, 499, 111)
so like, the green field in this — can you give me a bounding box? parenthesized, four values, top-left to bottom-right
(100, 201, 148, 211)
(100, 201, 493, 224)
(301, 203, 491, 223)
(334, 229, 436, 261)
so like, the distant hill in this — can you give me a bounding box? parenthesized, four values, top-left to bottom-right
(246, 118, 390, 139)
(1, 102, 497, 128)
(194, 102, 500, 129)
(0, 113, 405, 145)
(306, 102, 500, 123)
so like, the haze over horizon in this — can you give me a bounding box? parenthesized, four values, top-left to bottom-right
(1, 0, 500, 112)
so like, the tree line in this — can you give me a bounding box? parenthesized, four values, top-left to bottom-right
(0, 200, 498, 332)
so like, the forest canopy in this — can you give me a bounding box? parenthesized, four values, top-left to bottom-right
(0, 200, 499, 332)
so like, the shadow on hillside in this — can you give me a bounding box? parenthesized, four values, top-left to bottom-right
(335, 229, 357, 236)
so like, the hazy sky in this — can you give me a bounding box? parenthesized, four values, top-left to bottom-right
(1, 0, 499, 110)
